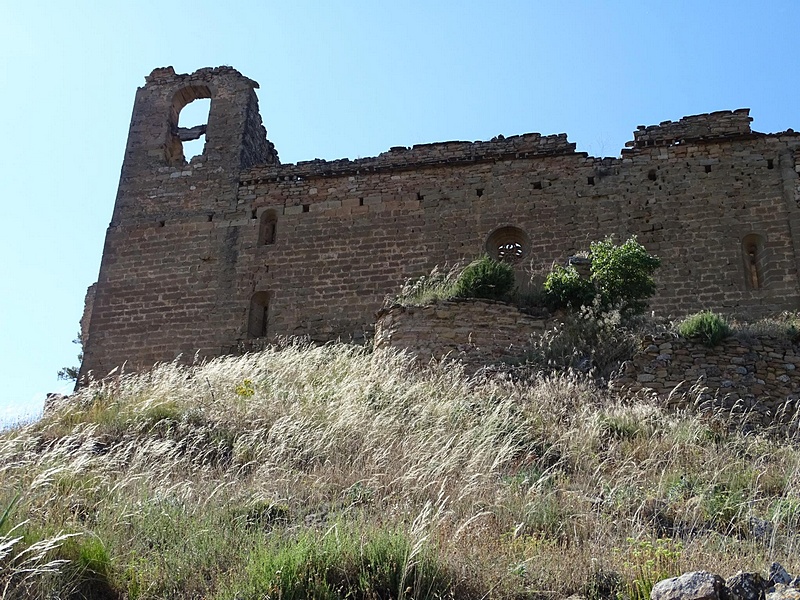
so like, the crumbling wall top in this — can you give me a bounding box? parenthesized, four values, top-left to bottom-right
(628, 108, 752, 149)
(242, 132, 577, 181)
(144, 66, 259, 89)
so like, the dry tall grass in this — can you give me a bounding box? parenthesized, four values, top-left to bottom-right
(2, 342, 800, 599)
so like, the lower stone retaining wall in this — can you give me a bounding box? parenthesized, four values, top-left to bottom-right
(612, 333, 800, 424)
(375, 300, 800, 425)
(374, 300, 552, 372)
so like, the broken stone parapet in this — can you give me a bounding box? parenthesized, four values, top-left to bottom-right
(241, 132, 577, 183)
(630, 109, 753, 149)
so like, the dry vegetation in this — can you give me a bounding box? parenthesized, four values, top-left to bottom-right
(3, 341, 800, 599)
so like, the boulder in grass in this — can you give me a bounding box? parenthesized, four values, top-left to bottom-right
(651, 571, 726, 600)
(766, 584, 800, 600)
(726, 571, 768, 600)
(770, 563, 793, 587)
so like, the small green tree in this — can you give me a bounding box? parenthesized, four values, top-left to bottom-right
(57, 333, 83, 382)
(590, 237, 661, 315)
(543, 236, 660, 316)
(541, 263, 595, 311)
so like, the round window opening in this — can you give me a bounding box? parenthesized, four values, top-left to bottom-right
(485, 226, 530, 263)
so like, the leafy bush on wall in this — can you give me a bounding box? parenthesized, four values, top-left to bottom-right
(543, 236, 661, 316)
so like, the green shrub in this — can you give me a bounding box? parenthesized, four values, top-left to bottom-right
(226, 525, 451, 600)
(618, 538, 683, 600)
(541, 264, 595, 310)
(452, 255, 515, 301)
(391, 257, 515, 306)
(543, 236, 660, 316)
(678, 311, 732, 347)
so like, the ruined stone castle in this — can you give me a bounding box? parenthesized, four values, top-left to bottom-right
(78, 66, 800, 381)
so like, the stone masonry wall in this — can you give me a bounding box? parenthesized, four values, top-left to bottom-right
(630, 109, 753, 147)
(612, 334, 800, 425)
(236, 124, 800, 345)
(79, 66, 800, 381)
(374, 300, 552, 372)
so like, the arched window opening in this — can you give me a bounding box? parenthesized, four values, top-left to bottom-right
(247, 291, 270, 338)
(742, 233, 766, 290)
(165, 85, 212, 166)
(258, 210, 277, 245)
(485, 226, 530, 263)
(178, 98, 210, 162)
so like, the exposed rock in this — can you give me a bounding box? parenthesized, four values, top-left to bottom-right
(726, 571, 767, 600)
(748, 516, 774, 542)
(656, 563, 800, 600)
(651, 571, 726, 600)
(766, 584, 800, 600)
(770, 563, 792, 586)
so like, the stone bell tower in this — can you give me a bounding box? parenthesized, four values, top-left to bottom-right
(79, 67, 278, 382)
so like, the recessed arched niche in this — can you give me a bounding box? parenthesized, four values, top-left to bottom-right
(258, 210, 277, 246)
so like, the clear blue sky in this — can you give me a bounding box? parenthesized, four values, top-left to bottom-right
(1, 0, 798, 424)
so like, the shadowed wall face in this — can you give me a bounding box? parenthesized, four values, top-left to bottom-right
(79, 67, 800, 382)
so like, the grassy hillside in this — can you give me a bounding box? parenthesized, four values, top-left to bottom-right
(2, 342, 800, 599)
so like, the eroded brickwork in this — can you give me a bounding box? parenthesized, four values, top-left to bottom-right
(79, 67, 800, 381)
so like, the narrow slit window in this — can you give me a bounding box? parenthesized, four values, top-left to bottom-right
(258, 210, 277, 245)
(742, 233, 766, 290)
(247, 291, 270, 338)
